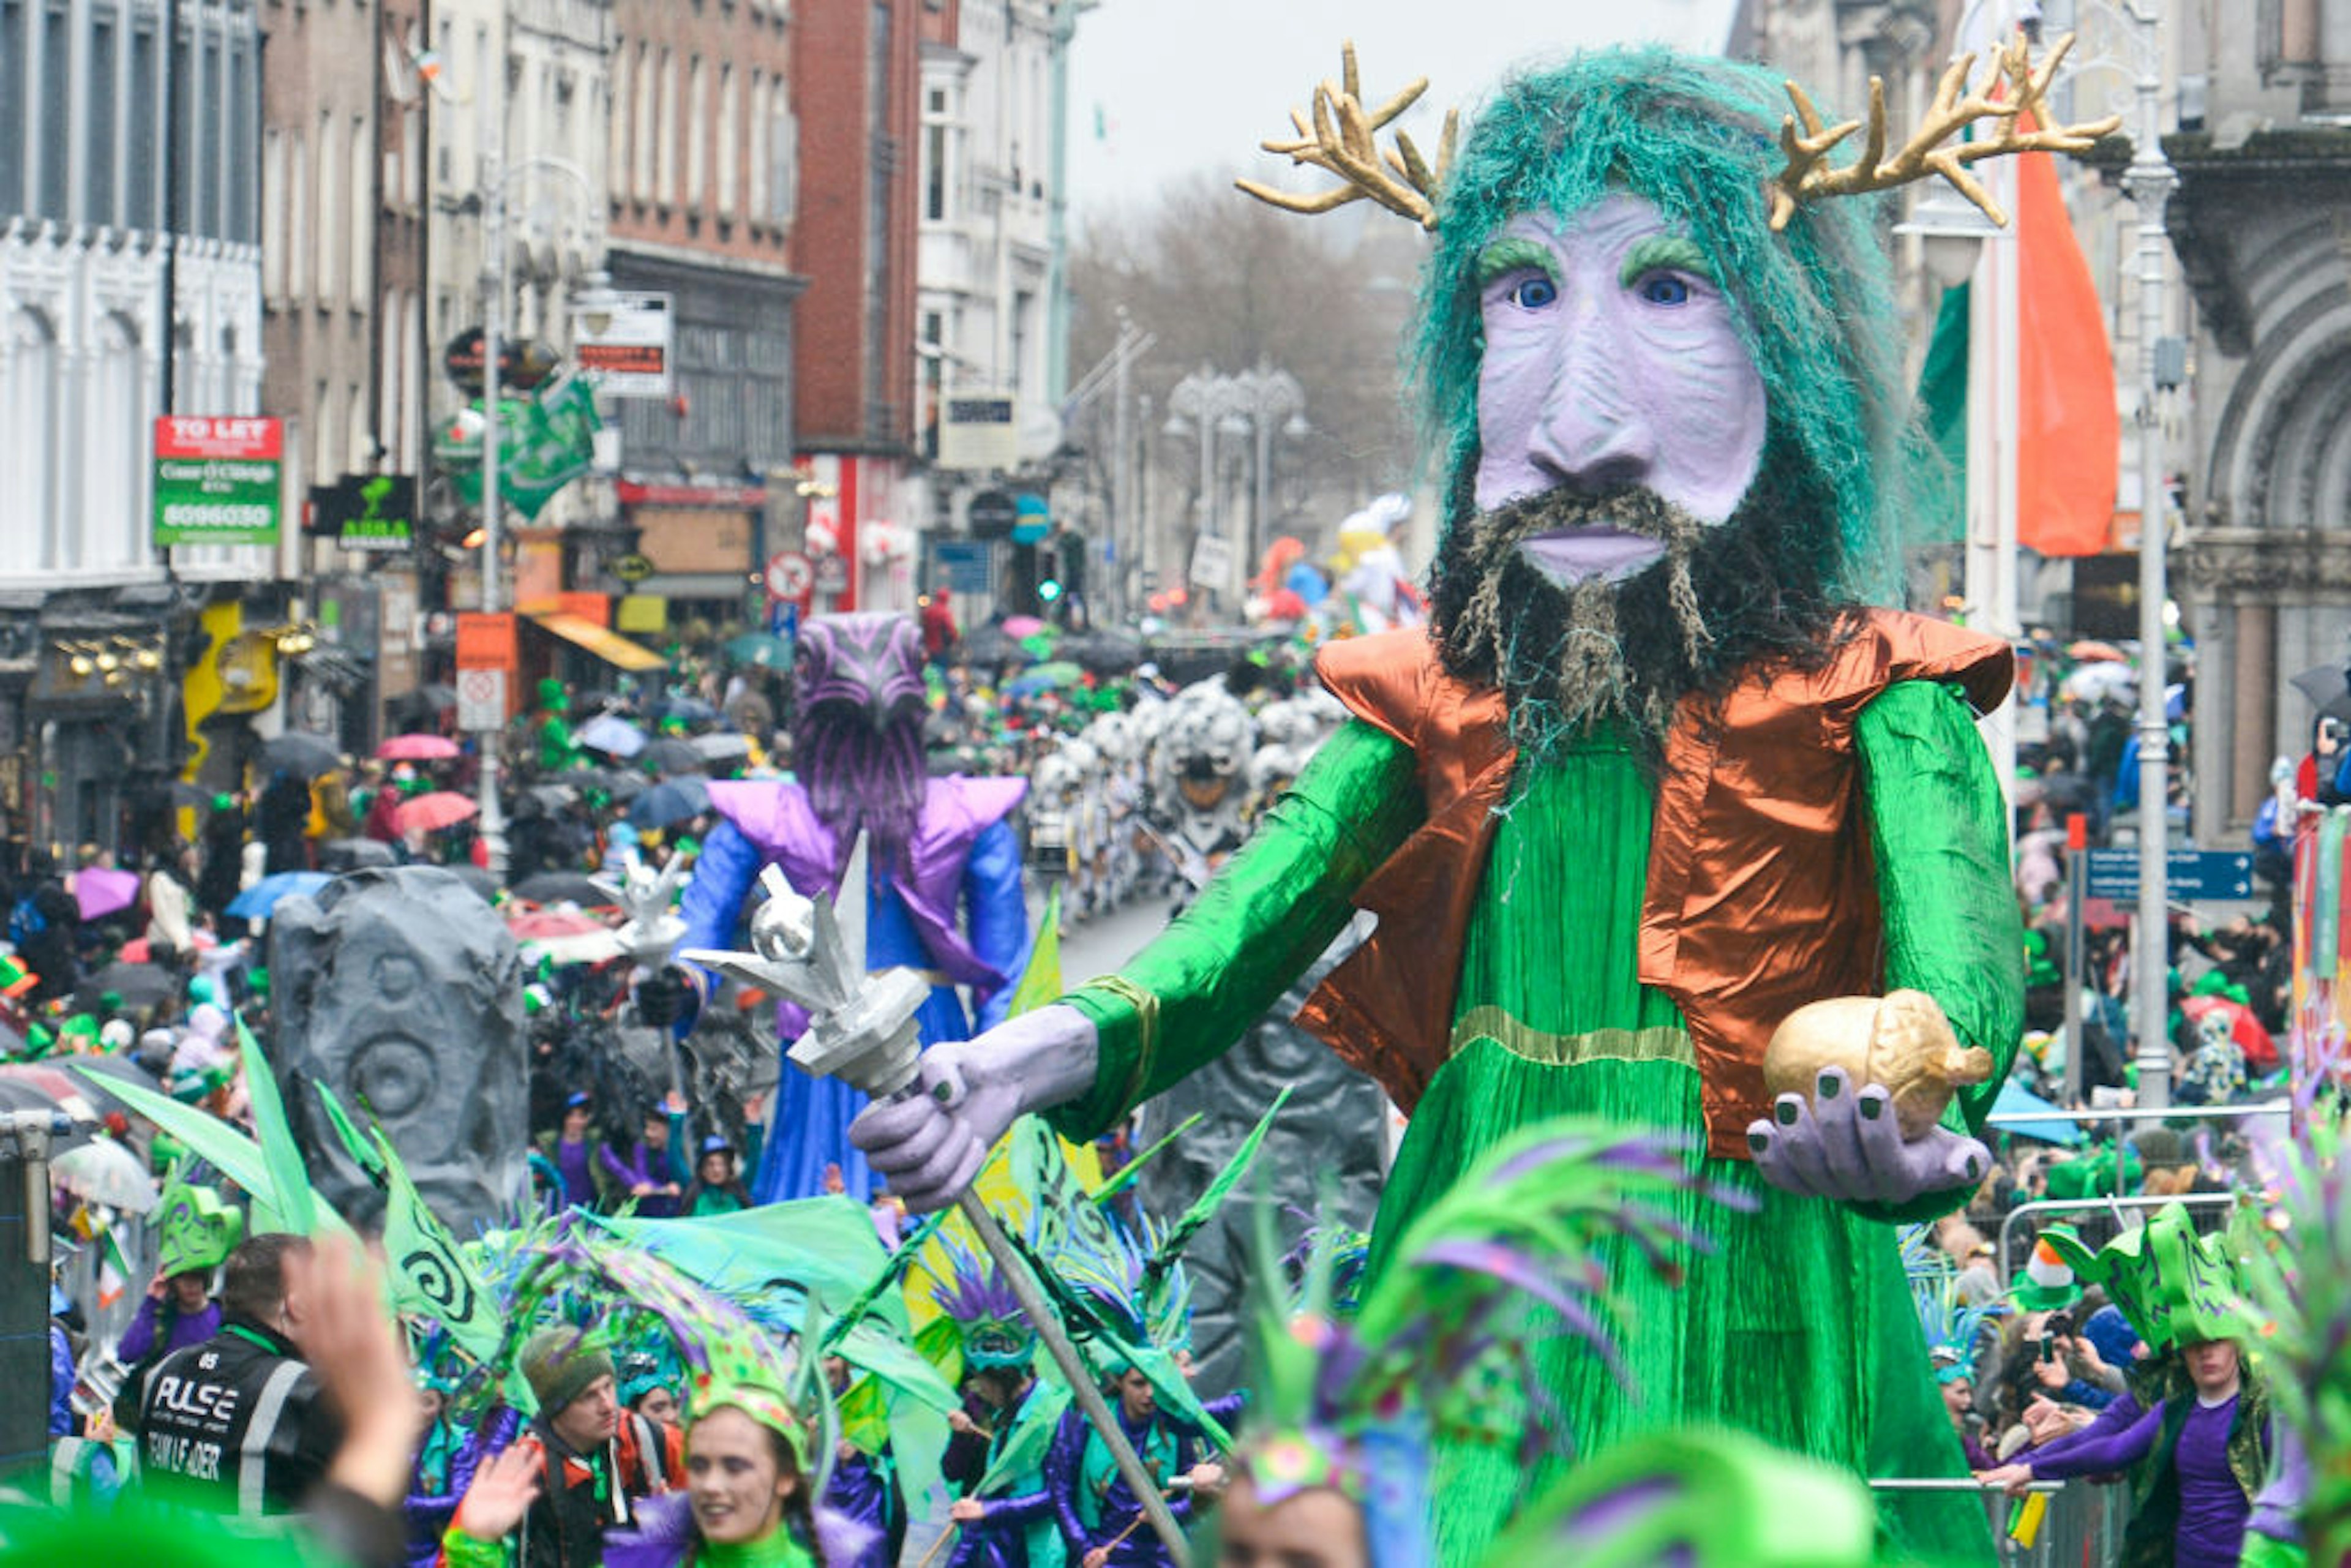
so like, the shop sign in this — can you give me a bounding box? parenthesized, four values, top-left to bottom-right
(154, 417, 282, 546)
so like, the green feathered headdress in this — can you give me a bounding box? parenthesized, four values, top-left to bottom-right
(152, 1165, 244, 1278)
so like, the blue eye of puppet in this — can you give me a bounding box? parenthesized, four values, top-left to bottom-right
(1507, 274, 1558, 310)
(1634, 271, 1692, 307)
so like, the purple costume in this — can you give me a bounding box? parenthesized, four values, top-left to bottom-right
(1043, 1393, 1242, 1568)
(601, 1118, 689, 1218)
(404, 1406, 520, 1568)
(2025, 1392, 2257, 1568)
(820, 1445, 904, 1568)
(678, 615, 1029, 1204)
(602, 1490, 874, 1568)
(116, 1294, 222, 1364)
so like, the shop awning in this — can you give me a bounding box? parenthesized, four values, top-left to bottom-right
(527, 612, 668, 672)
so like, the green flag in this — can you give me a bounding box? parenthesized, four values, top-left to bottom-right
(234, 1012, 316, 1235)
(1007, 887, 1062, 1019)
(1914, 281, 1970, 549)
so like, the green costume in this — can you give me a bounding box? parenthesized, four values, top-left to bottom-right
(1048, 679, 2017, 1564)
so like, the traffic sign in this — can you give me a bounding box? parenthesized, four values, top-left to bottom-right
(2083, 847, 2255, 902)
(968, 489, 1018, 540)
(932, 539, 994, 595)
(456, 668, 507, 732)
(454, 611, 517, 671)
(765, 551, 814, 602)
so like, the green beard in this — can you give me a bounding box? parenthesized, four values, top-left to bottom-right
(1427, 462, 1851, 768)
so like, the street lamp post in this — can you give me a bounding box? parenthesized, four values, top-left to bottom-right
(2120, 0, 2179, 1109)
(1164, 366, 1306, 610)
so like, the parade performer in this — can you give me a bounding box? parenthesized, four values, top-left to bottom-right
(116, 1169, 239, 1365)
(677, 612, 1030, 1202)
(931, 1233, 1065, 1568)
(1979, 1204, 2273, 1568)
(853, 39, 2119, 1562)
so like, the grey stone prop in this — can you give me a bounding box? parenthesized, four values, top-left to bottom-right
(270, 867, 528, 1232)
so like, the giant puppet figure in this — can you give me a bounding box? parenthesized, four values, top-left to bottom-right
(678, 612, 1030, 1202)
(855, 42, 2109, 1564)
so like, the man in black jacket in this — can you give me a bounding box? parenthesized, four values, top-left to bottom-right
(132, 1232, 343, 1517)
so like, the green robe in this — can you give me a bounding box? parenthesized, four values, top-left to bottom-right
(1049, 682, 2018, 1566)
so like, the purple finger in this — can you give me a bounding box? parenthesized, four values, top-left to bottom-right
(860, 1105, 956, 1174)
(897, 1141, 986, 1214)
(849, 1093, 943, 1150)
(1812, 1068, 1875, 1202)
(1774, 1092, 1837, 1196)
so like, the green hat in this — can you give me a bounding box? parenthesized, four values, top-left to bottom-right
(2041, 1202, 2246, 1352)
(2008, 1234, 2083, 1311)
(537, 677, 568, 710)
(155, 1169, 246, 1277)
(522, 1327, 616, 1415)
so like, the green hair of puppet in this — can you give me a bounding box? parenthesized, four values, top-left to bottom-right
(1411, 46, 1919, 603)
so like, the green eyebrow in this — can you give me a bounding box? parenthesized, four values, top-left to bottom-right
(1474, 237, 1556, 286)
(1620, 234, 1712, 287)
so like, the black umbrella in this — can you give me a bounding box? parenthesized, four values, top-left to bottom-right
(524, 782, 582, 812)
(629, 777, 711, 831)
(961, 625, 1018, 667)
(512, 872, 618, 906)
(574, 768, 647, 802)
(319, 837, 399, 871)
(654, 696, 721, 726)
(258, 730, 343, 778)
(642, 738, 708, 777)
(1066, 628, 1144, 673)
(75, 960, 177, 1012)
(2292, 662, 2351, 710)
(446, 864, 500, 902)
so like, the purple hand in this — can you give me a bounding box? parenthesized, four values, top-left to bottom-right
(847, 1004, 1099, 1211)
(1745, 1065, 1987, 1206)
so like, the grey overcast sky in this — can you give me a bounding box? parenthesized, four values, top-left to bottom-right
(1067, 0, 1741, 224)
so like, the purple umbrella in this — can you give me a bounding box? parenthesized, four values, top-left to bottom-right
(74, 867, 142, 922)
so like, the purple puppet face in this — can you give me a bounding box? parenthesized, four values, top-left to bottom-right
(792, 613, 929, 869)
(1471, 196, 1767, 583)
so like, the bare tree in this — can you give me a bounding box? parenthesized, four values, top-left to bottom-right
(1065, 174, 1430, 606)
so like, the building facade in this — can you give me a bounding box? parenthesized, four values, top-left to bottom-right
(790, 0, 922, 613)
(605, 0, 803, 630)
(2171, 0, 2351, 836)
(0, 0, 275, 857)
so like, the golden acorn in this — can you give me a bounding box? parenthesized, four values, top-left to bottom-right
(1762, 989, 1994, 1140)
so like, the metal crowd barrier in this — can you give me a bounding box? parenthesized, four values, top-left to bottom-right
(1993, 1192, 2237, 1282)
(1867, 1477, 2126, 1567)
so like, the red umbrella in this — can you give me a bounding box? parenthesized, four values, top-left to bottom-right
(378, 733, 461, 762)
(395, 790, 479, 836)
(506, 909, 609, 941)
(2067, 639, 2128, 664)
(74, 867, 143, 922)
(2180, 994, 2280, 1076)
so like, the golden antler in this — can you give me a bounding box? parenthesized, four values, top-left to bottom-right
(1236, 40, 1458, 231)
(1768, 33, 2122, 231)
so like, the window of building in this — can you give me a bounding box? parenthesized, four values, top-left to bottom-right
(0, 0, 22, 216)
(747, 69, 767, 219)
(7, 306, 61, 572)
(91, 312, 141, 569)
(656, 47, 677, 204)
(37, 0, 68, 220)
(634, 42, 655, 199)
(228, 30, 258, 242)
(716, 63, 738, 217)
(286, 128, 308, 299)
(315, 109, 338, 303)
(127, 10, 156, 227)
(198, 28, 222, 234)
(768, 99, 796, 228)
(348, 112, 370, 307)
(609, 37, 630, 198)
(262, 125, 287, 300)
(88, 6, 119, 225)
(687, 54, 707, 209)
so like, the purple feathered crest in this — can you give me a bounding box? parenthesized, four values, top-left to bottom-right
(792, 613, 929, 871)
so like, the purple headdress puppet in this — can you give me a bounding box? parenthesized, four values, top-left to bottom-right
(792, 613, 931, 877)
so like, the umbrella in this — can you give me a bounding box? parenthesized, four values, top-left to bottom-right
(1066, 628, 1144, 673)
(642, 738, 707, 777)
(520, 929, 627, 967)
(75, 960, 177, 1011)
(578, 714, 648, 759)
(630, 777, 711, 831)
(51, 1138, 158, 1212)
(74, 867, 143, 922)
(511, 872, 617, 906)
(1002, 615, 1047, 639)
(2061, 662, 2136, 705)
(523, 782, 582, 812)
(446, 864, 500, 902)
(575, 768, 647, 801)
(654, 696, 721, 726)
(2066, 640, 2128, 663)
(508, 909, 611, 941)
(1990, 1078, 2087, 1147)
(377, 733, 461, 762)
(961, 625, 1018, 667)
(390, 683, 460, 713)
(0, 1065, 103, 1123)
(689, 732, 752, 763)
(1006, 661, 1086, 697)
(396, 790, 480, 836)
(227, 870, 333, 920)
(2290, 662, 2351, 711)
(725, 632, 793, 669)
(319, 837, 399, 871)
(258, 731, 344, 778)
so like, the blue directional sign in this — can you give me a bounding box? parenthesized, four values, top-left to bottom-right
(2083, 847, 2255, 902)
